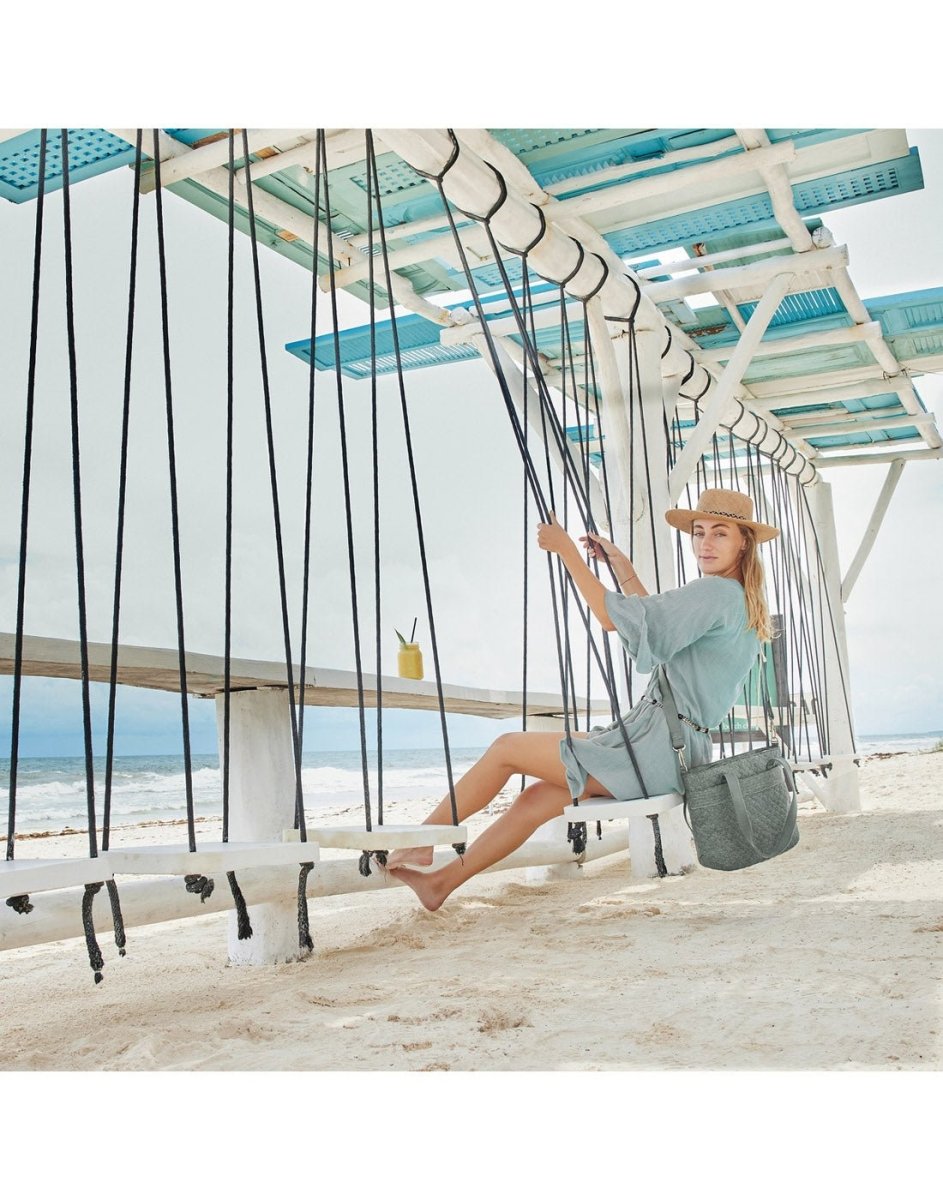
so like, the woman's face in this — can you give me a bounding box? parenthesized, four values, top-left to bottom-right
(692, 519, 747, 577)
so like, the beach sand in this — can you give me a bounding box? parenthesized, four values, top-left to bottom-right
(1, 751, 941, 1072)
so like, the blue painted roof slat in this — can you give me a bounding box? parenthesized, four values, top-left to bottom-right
(807, 425, 921, 449)
(0, 129, 137, 204)
(738, 288, 847, 328)
(598, 153, 923, 261)
(770, 394, 903, 421)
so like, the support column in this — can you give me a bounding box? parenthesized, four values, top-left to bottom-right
(215, 687, 311, 963)
(801, 480, 861, 812)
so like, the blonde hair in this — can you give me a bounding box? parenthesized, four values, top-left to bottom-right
(739, 527, 774, 642)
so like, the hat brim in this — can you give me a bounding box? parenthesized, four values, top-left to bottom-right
(664, 508, 780, 543)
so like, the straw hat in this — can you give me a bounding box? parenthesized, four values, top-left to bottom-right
(664, 488, 780, 543)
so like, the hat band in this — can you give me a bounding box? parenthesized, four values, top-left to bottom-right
(696, 507, 753, 521)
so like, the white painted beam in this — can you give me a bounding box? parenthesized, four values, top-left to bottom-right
(0, 825, 631, 952)
(697, 321, 883, 363)
(634, 238, 794, 277)
(668, 273, 794, 500)
(644, 244, 848, 303)
(841, 461, 906, 602)
(787, 412, 935, 439)
(815, 447, 942, 468)
(558, 141, 796, 222)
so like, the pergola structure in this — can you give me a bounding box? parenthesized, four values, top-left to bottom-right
(1, 127, 941, 953)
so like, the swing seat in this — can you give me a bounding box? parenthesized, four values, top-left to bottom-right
(563, 792, 683, 822)
(308, 823, 467, 852)
(106, 840, 321, 877)
(0, 854, 114, 899)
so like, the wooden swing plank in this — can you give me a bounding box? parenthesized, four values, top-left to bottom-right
(107, 840, 321, 876)
(310, 823, 467, 851)
(563, 793, 683, 822)
(0, 855, 113, 898)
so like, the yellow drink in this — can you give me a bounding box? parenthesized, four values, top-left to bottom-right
(397, 642, 424, 680)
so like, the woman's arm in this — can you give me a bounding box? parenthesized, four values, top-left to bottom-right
(537, 516, 647, 631)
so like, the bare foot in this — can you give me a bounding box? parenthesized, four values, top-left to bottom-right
(390, 866, 448, 912)
(385, 846, 434, 870)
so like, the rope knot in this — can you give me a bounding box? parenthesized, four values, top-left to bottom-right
(184, 874, 215, 902)
(6, 894, 34, 915)
(567, 821, 587, 857)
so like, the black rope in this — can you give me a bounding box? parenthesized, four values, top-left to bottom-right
(567, 821, 587, 857)
(241, 130, 308, 841)
(573, 255, 609, 304)
(294, 129, 324, 835)
(152, 131, 199, 864)
(62, 129, 99, 863)
(226, 871, 253, 940)
(82, 882, 105, 985)
(222, 128, 236, 843)
(103, 131, 143, 855)
(649, 815, 668, 878)
(105, 879, 127, 956)
(558, 238, 586, 288)
(357, 849, 389, 878)
(367, 130, 463, 841)
(499, 202, 547, 258)
(7, 128, 47, 864)
(6, 894, 33, 915)
(464, 210, 651, 800)
(297, 862, 315, 952)
(184, 874, 215, 902)
(319, 134, 374, 835)
(366, 135, 385, 827)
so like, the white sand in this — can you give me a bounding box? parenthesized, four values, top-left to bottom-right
(1, 751, 941, 1071)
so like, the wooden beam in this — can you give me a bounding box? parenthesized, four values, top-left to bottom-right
(841, 461, 906, 601)
(668, 273, 794, 500)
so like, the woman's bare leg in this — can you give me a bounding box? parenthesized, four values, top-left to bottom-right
(392, 779, 573, 911)
(385, 731, 594, 869)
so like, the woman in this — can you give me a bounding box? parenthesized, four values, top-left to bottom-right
(387, 487, 779, 910)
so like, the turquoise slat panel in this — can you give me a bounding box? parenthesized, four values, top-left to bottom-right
(0, 129, 136, 203)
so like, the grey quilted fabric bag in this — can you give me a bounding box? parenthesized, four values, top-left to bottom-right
(657, 667, 799, 872)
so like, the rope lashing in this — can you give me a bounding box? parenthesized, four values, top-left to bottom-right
(498, 202, 547, 258)
(6, 894, 33, 915)
(105, 879, 127, 957)
(662, 327, 673, 358)
(557, 238, 586, 288)
(82, 882, 105, 985)
(451, 159, 509, 224)
(572, 255, 609, 305)
(226, 871, 253, 940)
(297, 862, 315, 953)
(184, 874, 215, 902)
(567, 821, 587, 857)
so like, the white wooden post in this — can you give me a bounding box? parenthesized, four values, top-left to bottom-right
(800, 480, 861, 812)
(215, 687, 313, 964)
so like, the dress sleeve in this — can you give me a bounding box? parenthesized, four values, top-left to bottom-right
(604, 577, 739, 672)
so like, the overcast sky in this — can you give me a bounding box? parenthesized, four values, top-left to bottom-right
(0, 128, 940, 757)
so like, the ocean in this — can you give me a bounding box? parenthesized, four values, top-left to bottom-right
(2, 732, 940, 836)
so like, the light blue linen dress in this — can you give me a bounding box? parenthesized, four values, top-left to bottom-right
(559, 575, 761, 800)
